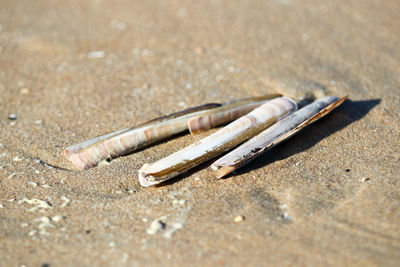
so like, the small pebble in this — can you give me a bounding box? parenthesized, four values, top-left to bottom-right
(28, 181, 38, 187)
(51, 215, 63, 222)
(34, 120, 42, 125)
(28, 230, 37, 236)
(283, 213, 291, 220)
(60, 196, 71, 207)
(146, 219, 166, 235)
(0, 203, 3, 208)
(20, 88, 30, 95)
(234, 215, 245, 223)
(13, 156, 22, 161)
(37, 217, 50, 223)
(41, 184, 51, 189)
(361, 177, 370, 183)
(194, 177, 200, 181)
(87, 50, 105, 59)
(8, 114, 17, 120)
(280, 204, 288, 209)
(172, 199, 187, 206)
(195, 47, 204, 54)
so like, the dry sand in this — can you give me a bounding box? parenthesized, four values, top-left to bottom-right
(1, 0, 399, 266)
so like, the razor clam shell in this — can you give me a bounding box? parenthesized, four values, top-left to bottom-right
(65, 103, 221, 170)
(138, 97, 298, 187)
(211, 95, 348, 178)
(188, 94, 282, 134)
(65, 94, 279, 170)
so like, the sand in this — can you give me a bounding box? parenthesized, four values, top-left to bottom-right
(1, 0, 399, 266)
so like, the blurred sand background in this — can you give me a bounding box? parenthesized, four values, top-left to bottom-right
(1, 0, 399, 266)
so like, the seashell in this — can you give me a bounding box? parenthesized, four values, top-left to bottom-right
(188, 95, 281, 135)
(65, 94, 280, 170)
(211, 95, 348, 178)
(138, 97, 298, 187)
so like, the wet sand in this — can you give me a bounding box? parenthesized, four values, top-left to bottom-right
(1, 0, 399, 266)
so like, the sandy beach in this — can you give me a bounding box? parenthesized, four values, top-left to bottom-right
(1, 0, 399, 265)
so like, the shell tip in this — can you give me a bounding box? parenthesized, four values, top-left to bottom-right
(281, 96, 299, 111)
(64, 146, 75, 157)
(214, 166, 236, 179)
(138, 164, 161, 187)
(64, 151, 86, 170)
(187, 118, 202, 135)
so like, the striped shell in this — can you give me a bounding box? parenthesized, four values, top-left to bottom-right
(65, 94, 280, 169)
(188, 95, 280, 134)
(211, 95, 348, 178)
(138, 97, 298, 187)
